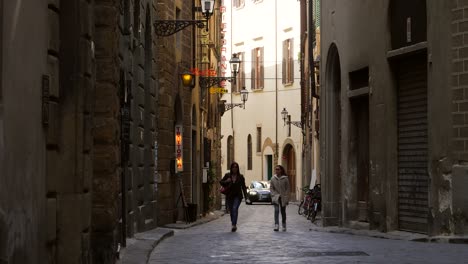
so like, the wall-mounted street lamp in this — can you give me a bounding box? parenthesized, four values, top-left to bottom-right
(198, 53, 241, 89)
(218, 87, 249, 116)
(181, 70, 196, 88)
(154, 0, 215, 37)
(225, 87, 248, 111)
(281, 107, 302, 128)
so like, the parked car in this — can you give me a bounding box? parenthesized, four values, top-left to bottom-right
(246, 181, 271, 204)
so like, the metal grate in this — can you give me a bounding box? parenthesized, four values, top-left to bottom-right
(397, 53, 428, 234)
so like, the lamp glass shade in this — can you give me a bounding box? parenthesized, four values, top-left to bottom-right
(201, 0, 215, 16)
(281, 108, 288, 121)
(240, 88, 248, 103)
(181, 72, 195, 88)
(229, 54, 240, 75)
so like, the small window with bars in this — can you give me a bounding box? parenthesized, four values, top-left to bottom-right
(227, 136, 234, 170)
(256, 127, 262, 153)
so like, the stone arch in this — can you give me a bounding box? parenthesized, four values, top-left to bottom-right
(322, 42, 342, 226)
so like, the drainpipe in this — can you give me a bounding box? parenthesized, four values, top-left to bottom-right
(309, 0, 319, 99)
(275, 0, 278, 164)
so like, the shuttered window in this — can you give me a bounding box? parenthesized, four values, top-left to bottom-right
(282, 38, 294, 85)
(251, 47, 264, 90)
(233, 0, 245, 8)
(233, 52, 245, 93)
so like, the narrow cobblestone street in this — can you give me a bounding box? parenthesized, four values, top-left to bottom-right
(148, 203, 468, 264)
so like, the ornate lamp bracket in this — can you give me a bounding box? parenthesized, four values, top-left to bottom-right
(224, 103, 244, 111)
(199, 76, 233, 89)
(154, 20, 206, 37)
(288, 121, 303, 128)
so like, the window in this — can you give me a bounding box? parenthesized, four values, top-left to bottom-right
(251, 47, 264, 90)
(390, 0, 426, 49)
(233, 0, 245, 8)
(234, 52, 245, 93)
(123, 0, 131, 35)
(133, 0, 141, 39)
(247, 135, 252, 170)
(282, 39, 294, 84)
(227, 136, 234, 169)
(256, 127, 262, 152)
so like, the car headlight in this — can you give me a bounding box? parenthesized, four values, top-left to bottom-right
(249, 191, 257, 195)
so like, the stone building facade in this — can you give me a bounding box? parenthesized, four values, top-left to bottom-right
(1, 0, 223, 263)
(320, 0, 468, 236)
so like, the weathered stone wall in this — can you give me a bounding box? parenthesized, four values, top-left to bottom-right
(92, 0, 121, 263)
(0, 2, 48, 263)
(121, 0, 158, 235)
(53, 1, 95, 263)
(155, 0, 194, 225)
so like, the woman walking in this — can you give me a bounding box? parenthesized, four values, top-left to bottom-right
(220, 161, 249, 232)
(270, 165, 290, 231)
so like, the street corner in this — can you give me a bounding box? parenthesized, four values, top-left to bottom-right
(118, 228, 174, 264)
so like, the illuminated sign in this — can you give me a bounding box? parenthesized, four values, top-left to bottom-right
(209, 87, 228, 94)
(175, 125, 183, 172)
(189, 68, 217, 77)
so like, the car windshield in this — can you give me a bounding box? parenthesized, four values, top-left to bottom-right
(252, 181, 268, 189)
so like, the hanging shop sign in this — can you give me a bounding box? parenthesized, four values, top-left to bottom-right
(175, 125, 183, 172)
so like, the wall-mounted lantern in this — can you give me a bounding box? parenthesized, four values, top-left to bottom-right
(154, 0, 216, 37)
(281, 107, 302, 128)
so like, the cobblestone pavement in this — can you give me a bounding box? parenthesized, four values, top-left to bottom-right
(148, 203, 468, 264)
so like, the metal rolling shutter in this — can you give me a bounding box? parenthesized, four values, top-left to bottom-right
(397, 54, 428, 234)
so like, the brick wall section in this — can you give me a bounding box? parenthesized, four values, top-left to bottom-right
(452, 0, 468, 162)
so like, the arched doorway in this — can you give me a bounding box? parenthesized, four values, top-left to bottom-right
(282, 144, 297, 201)
(322, 43, 342, 226)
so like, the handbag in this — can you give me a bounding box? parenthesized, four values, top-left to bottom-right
(219, 185, 230, 195)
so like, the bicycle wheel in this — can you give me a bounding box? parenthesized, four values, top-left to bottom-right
(310, 201, 318, 222)
(305, 202, 312, 219)
(298, 200, 305, 215)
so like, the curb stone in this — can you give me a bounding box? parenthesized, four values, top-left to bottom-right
(308, 218, 468, 244)
(118, 210, 225, 264)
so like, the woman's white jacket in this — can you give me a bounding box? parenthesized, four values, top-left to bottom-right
(270, 174, 290, 205)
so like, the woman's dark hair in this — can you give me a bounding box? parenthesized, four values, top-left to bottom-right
(230, 161, 240, 174)
(275, 165, 286, 176)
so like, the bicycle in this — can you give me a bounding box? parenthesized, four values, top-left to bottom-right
(309, 184, 321, 222)
(298, 186, 314, 217)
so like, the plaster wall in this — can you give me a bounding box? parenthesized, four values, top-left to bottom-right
(221, 0, 303, 198)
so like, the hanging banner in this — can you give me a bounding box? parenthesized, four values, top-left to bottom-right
(175, 125, 183, 172)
